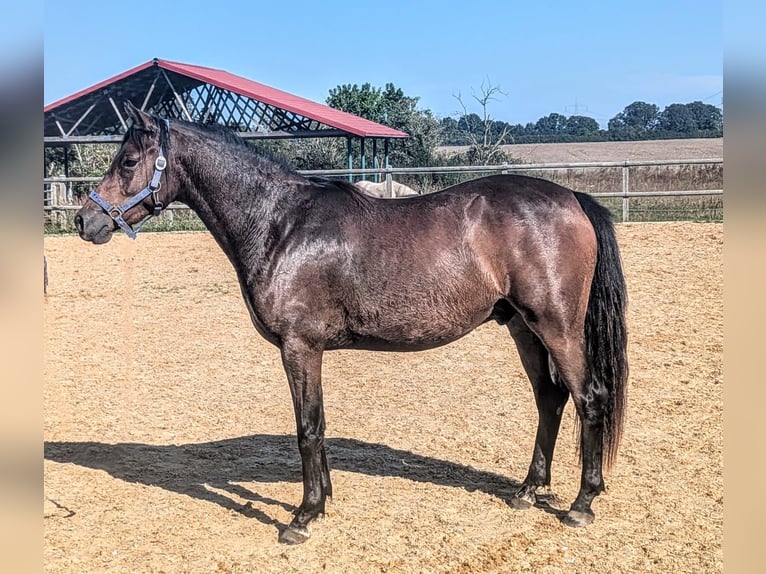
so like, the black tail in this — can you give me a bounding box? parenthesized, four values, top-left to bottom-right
(574, 192, 629, 469)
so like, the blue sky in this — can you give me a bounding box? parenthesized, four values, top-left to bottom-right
(44, 0, 722, 128)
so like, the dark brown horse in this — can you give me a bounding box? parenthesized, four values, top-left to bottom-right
(74, 103, 628, 545)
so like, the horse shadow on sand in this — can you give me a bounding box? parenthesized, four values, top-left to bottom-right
(44, 435, 565, 531)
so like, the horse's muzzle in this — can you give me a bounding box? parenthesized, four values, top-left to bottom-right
(74, 208, 115, 244)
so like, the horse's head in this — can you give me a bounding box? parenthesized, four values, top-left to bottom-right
(75, 102, 174, 244)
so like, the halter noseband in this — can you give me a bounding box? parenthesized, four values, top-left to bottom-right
(88, 118, 170, 239)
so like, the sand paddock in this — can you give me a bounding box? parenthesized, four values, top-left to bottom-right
(44, 222, 722, 573)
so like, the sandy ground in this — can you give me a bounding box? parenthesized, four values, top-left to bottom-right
(438, 138, 723, 164)
(44, 222, 722, 573)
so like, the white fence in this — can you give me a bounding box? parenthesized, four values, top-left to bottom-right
(44, 158, 723, 225)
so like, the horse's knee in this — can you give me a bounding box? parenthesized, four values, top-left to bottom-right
(298, 432, 324, 456)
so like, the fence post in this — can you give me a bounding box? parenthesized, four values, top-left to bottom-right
(50, 183, 66, 227)
(48, 184, 56, 208)
(622, 162, 630, 223)
(43, 184, 53, 227)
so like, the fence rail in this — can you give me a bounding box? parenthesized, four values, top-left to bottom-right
(44, 158, 723, 226)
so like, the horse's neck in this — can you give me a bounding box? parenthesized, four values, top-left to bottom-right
(176, 146, 306, 270)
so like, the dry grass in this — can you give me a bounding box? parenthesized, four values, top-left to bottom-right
(437, 138, 723, 164)
(44, 222, 722, 573)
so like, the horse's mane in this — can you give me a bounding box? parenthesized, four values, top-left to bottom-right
(182, 120, 253, 150)
(179, 120, 297, 172)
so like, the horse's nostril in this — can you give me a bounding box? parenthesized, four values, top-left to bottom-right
(74, 214, 84, 234)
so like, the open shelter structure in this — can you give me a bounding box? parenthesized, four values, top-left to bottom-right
(44, 57, 408, 181)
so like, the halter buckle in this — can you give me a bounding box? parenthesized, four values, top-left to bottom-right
(152, 189, 164, 216)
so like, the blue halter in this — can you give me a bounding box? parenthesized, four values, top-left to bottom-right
(88, 119, 169, 239)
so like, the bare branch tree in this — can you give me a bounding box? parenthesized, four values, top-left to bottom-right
(453, 79, 512, 165)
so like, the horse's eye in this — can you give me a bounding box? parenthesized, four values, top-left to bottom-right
(123, 158, 139, 169)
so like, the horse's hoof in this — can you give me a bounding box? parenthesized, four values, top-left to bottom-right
(561, 509, 594, 527)
(278, 526, 310, 545)
(509, 493, 535, 510)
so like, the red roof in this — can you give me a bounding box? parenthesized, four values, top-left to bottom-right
(45, 58, 408, 139)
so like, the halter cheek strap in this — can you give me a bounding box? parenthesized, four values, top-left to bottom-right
(88, 119, 170, 239)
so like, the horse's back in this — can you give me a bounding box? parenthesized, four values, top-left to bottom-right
(310, 174, 596, 274)
(356, 174, 594, 242)
(439, 174, 583, 210)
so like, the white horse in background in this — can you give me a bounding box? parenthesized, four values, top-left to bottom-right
(355, 179, 419, 198)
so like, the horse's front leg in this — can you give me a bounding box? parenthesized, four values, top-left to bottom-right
(278, 338, 331, 544)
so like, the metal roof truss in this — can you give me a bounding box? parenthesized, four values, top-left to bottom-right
(45, 68, 348, 144)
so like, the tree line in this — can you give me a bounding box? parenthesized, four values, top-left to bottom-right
(440, 99, 722, 145)
(317, 82, 723, 167)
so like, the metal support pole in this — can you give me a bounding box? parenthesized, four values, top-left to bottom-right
(161, 69, 194, 121)
(346, 138, 353, 182)
(109, 97, 128, 131)
(66, 102, 96, 136)
(360, 137, 366, 176)
(372, 139, 378, 182)
(140, 70, 161, 111)
(622, 162, 630, 223)
(63, 146, 71, 204)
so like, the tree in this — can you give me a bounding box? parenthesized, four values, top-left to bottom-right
(658, 103, 696, 134)
(685, 101, 723, 132)
(608, 101, 660, 140)
(326, 83, 385, 122)
(457, 113, 483, 135)
(270, 138, 344, 171)
(507, 123, 529, 141)
(439, 116, 466, 145)
(380, 83, 442, 167)
(326, 82, 442, 167)
(535, 113, 568, 136)
(453, 80, 512, 165)
(654, 101, 723, 138)
(44, 146, 74, 177)
(564, 115, 601, 137)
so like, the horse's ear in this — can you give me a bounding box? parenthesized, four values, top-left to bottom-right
(123, 101, 155, 129)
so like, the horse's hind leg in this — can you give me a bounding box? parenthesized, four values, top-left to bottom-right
(506, 315, 570, 510)
(535, 328, 605, 527)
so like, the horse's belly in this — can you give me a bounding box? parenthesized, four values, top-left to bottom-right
(335, 327, 481, 352)
(336, 295, 496, 352)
